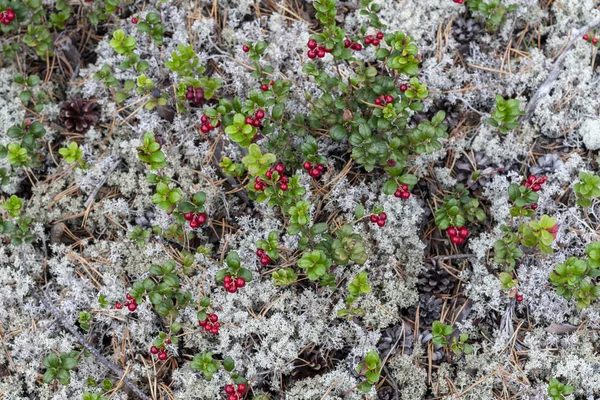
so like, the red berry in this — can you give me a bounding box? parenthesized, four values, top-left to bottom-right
(451, 236, 462, 244)
(204, 323, 213, 331)
(400, 191, 410, 200)
(531, 203, 538, 210)
(214, 322, 221, 328)
(394, 189, 402, 198)
(531, 184, 541, 192)
(196, 213, 207, 225)
(158, 351, 167, 361)
(199, 319, 207, 327)
(265, 170, 273, 179)
(270, 80, 275, 85)
(245, 117, 254, 125)
(253, 119, 261, 127)
(516, 294, 523, 302)
(376, 219, 385, 227)
(128, 302, 137, 312)
(200, 115, 208, 123)
(446, 227, 458, 237)
(317, 49, 326, 58)
(399, 84, 408, 92)
(115, 302, 122, 309)
(303, 161, 312, 170)
(275, 163, 285, 173)
(317, 164, 325, 171)
(386, 159, 396, 167)
(227, 286, 237, 293)
(379, 212, 387, 221)
(376, 32, 384, 40)
(210, 313, 218, 323)
(370, 215, 378, 223)
(527, 175, 536, 183)
(385, 95, 393, 103)
(309, 168, 321, 178)
(374, 97, 382, 106)
(364, 35, 373, 45)
(124, 301, 130, 307)
(351, 42, 362, 51)
(254, 182, 263, 191)
(307, 39, 317, 49)
(260, 255, 271, 265)
(261, 84, 269, 91)
(242, 45, 250, 52)
(228, 395, 237, 400)
(458, 227, 469, 239)
(183, 212, 194, 221)
(224, 275, 233, 284)
(279, 182, 288, 191)
(539, 176, 548, 183)
(583, 34, 590, 41)
(126, 293, 133, 300)
(593, 38, 599, 45)
(401, 184, 408, 191)
(189, 218, 200, 229)
(307, 49, 317, 59)
(131, 17, 138, 24)
(237, 383, 247, 393)
(372, 38, 380, 46)
(164, 339, 171, 344)
(150, 346, 159, 354)
(225, 384, 235, 394)
(211, 327, 219, 334)
(344, 39, 352, 48)
(255, 109, 265, 119)
(236, 278, 246, 288)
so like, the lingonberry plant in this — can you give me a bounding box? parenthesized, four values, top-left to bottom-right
(337, 271, 370, 318)
(58, 142, 86, 169)
(488, 95, 524, 133)
(355, 350, 382, 393)
(215, 251, 253, 293)
(462, 0, 518, 31)
(434, 184, 486, 245)
(574, 171, 600, 208)
(547, 378, 574, 400)
(550, 242, 600, 309)
(42, 352, 79, 385)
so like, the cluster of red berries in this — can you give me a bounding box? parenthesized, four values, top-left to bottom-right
(256, 248, 271, 265)
(184, 212, 208, 229)
(0, 8, 15, 25)
(223, 275, 246, 293)
(185, 86, 204, 105)
(246, 109, 266, 128)
(583, 34, 599, 45)
(302, 161, 325, 179)
(200, 115, 220, 133)
(224, 383, 247, 400)
(343, 39, 362, 51)
(452, 0, 464, 4)
(306, 39, 332, 59)
(150, 342, 170, 361)
(446, 226, 469, 245)
(374, 94, 394, 106)
(394, 184, 411, 200)
(369, 212, 387, 227)
(198, 313, 220, 335)
(523, 174, 547, 192)
(364, 31, 384, 46)
(254, 163, 289, 191)
(115, 293, 138, 312)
